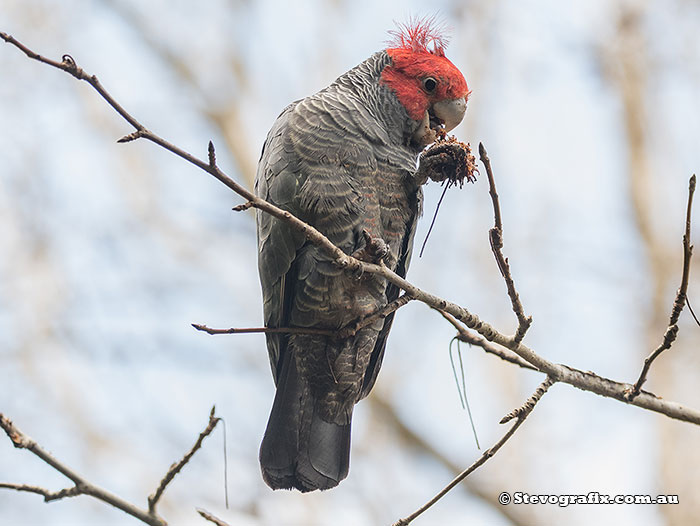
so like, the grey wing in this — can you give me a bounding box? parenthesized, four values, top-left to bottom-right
(257, 90, 412, 388)
(255, 103, 307, 383)
(256, 95, 370, 382)
(359, 187, 422, 399)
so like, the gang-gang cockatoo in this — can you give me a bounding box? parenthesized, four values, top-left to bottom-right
(255, 20, 469, 492)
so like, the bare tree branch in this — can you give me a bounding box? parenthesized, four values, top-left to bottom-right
(192, 324, 334, 337)
(148, 406, 221, 514)
(196, 508, 232, 526)
(192, 294, 412, 340)
(393, 377, 555, 525)
(101, 0, 258, 189)
(0, 413, 167, 526)
(499, 376, 555, 424)
(437, 309, 537, 371)
(479, 143, 532, 344)
(0, 483, 81, 502)
(627, 174, 696, 399)
(440, 306, 700, 424)
(0, 407, 221, 525)
(3, 31, 700, 429)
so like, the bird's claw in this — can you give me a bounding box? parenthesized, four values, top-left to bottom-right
(352, 230, 390, 267)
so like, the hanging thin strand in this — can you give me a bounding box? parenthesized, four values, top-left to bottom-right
(448, 338, 466, 409)
(457, 339, 481, 450)
(419, 181, 451, 257)
(221, 418, 229, 509)
(687, 296, 700, 328)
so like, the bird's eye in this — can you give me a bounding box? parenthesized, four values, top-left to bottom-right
(422, 77, 438, 93)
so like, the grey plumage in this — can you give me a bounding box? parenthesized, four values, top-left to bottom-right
(256, 51, 424, 492)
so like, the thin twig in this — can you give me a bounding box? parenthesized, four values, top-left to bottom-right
(480, 144, 502, 233)
(479, 143, 532, 344)
(627, 174, 695, 399)
(500, 376, 555, 423)
(393, 377, 554, 525)
(196, 508, 232, 526)
(670, 174, 697, 324)
(148, 406, 221, 514)
(208, 140, 217, 167)
(192, 324, 333, 336)
(4, 33, 700, 428)
(232, 202, 253, 212)
(0, 413, 166, 526)
(193, 294, 413, 340)
(0, 483, 81, 502)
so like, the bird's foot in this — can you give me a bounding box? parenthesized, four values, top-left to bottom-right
(352, 230, 389, 265)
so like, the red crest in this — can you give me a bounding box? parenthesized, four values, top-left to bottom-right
(386, 17, 449, 57)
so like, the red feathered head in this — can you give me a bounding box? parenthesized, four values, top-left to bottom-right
(381, 18, 469, 143)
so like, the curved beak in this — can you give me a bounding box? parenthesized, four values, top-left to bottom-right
(432, 97, 467, 132)
(412, 96, 467, 147)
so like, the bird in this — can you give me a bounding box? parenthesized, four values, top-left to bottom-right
(255, 19, 469, 492)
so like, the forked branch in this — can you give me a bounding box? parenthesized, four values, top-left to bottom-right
(479, 143, 532, 343)
(0, 408, 222, 526)
(0, 413, 166, 526)
(148, 406, 221, 514)
(627, 174, 696, 399)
